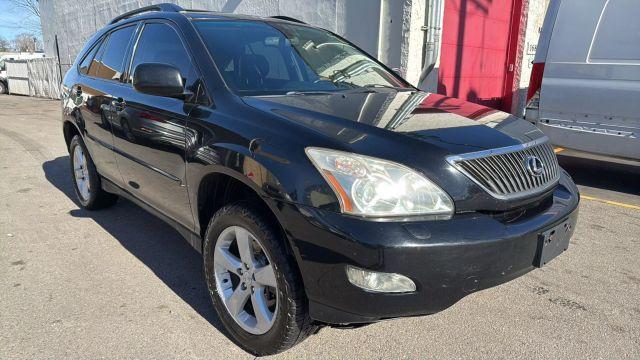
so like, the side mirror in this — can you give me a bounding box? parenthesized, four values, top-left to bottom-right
(132, 63, 184, 98)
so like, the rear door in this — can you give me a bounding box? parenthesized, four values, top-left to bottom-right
(76, 24, 137, 185)
(539, 0, 640, 160)
(111, 21, 198, 229)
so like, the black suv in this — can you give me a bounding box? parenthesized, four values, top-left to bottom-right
(62, 4, 579, 355)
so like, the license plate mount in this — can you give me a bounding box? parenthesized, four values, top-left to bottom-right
(534, 218, 574, 268)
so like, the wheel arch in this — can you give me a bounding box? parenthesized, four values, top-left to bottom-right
(194, 166, 288, 245)
(193, 162, 312, 306)
(63, 120, 81, 150)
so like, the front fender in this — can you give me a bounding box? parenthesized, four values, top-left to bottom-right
(185, 138, 340, 236)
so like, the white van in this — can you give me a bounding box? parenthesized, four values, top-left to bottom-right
(526, 0, 640, 164)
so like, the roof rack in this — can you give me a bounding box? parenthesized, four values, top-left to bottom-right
(109, 3, 184, 25)
(269, 15, 306, 24)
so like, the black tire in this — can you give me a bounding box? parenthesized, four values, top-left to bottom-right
(68, 135, 118, 210)
(0, 81, 6, 94)
(203, 202, 319, 355)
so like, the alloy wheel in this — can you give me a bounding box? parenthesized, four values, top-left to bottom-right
(213, 226, 279, 335)
(72, 144, 91, 201)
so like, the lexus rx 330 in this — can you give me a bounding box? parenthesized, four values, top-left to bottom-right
(61, 4, 580, 355)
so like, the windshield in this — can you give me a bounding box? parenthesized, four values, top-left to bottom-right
(194, 20, 409, 95)
(0, 59, 5, 72)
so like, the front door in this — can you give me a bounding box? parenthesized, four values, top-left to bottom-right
(438, 0, 523, 111)
(111, 21, 198, 229)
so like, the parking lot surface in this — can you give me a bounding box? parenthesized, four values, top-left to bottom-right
(1, 95, 639, 359)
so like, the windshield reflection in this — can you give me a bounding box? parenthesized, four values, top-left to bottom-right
(195, 20, 408, 95)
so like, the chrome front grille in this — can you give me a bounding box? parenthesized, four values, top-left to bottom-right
(448, 139, 560, 199)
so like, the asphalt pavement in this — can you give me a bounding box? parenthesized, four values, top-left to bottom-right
(1, 95, 639, 359)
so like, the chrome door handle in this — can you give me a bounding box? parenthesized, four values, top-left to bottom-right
(112, 98, 125, 112)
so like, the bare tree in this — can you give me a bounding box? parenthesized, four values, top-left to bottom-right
(13, 33, 40, 52)
(0, 36, 12, 52)
(5, 2, 42, 52)
(5, 0, 41, 36)
(7, 0, 40, 18)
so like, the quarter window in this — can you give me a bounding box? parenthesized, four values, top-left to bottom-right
(79, 41, 101, 75)
(87, 39, 108, 77)
(93, 25, 136, 81)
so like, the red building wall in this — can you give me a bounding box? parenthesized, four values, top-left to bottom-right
(438, 0, 526, 112)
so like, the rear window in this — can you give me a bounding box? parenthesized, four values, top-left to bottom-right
(590, 0, 640, 62)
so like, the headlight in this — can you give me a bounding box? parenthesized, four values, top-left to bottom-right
(305, 148, 454, 217)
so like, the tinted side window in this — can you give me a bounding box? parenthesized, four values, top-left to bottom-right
(94, 25, 136, 81)
(79, 40, 101, 75)
(129, 23, 193, 83)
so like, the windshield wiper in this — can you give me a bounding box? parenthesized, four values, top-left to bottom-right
(334, 84, 414, 95)
(362, 84, 414, 91)
(283, 84, 412, 96)
(285, 91, 336, 96)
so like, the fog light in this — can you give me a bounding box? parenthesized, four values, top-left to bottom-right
(345, 265, 416, 293)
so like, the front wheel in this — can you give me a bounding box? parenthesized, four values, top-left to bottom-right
(0, 81, 6, 94)
(203, 202, 318, 355)
(68, 135, 118, 210)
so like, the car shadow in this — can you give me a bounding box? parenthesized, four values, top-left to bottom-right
(42, 156, 226, 334)
(557, 155, 640, 196)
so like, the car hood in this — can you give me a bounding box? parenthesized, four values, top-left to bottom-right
(242, 91, 553, 212)
(242, 91, 546, 155)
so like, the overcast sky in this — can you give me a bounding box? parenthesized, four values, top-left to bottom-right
(0, 0, 42, 41)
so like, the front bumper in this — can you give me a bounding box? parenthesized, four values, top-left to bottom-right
(278, 172, 580, 325)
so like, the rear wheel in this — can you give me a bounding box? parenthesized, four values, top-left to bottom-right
(68, 135, 118, 210)
(203, 202, 318, 355)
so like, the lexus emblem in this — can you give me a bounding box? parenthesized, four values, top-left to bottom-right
(525, 155, 545, 177)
